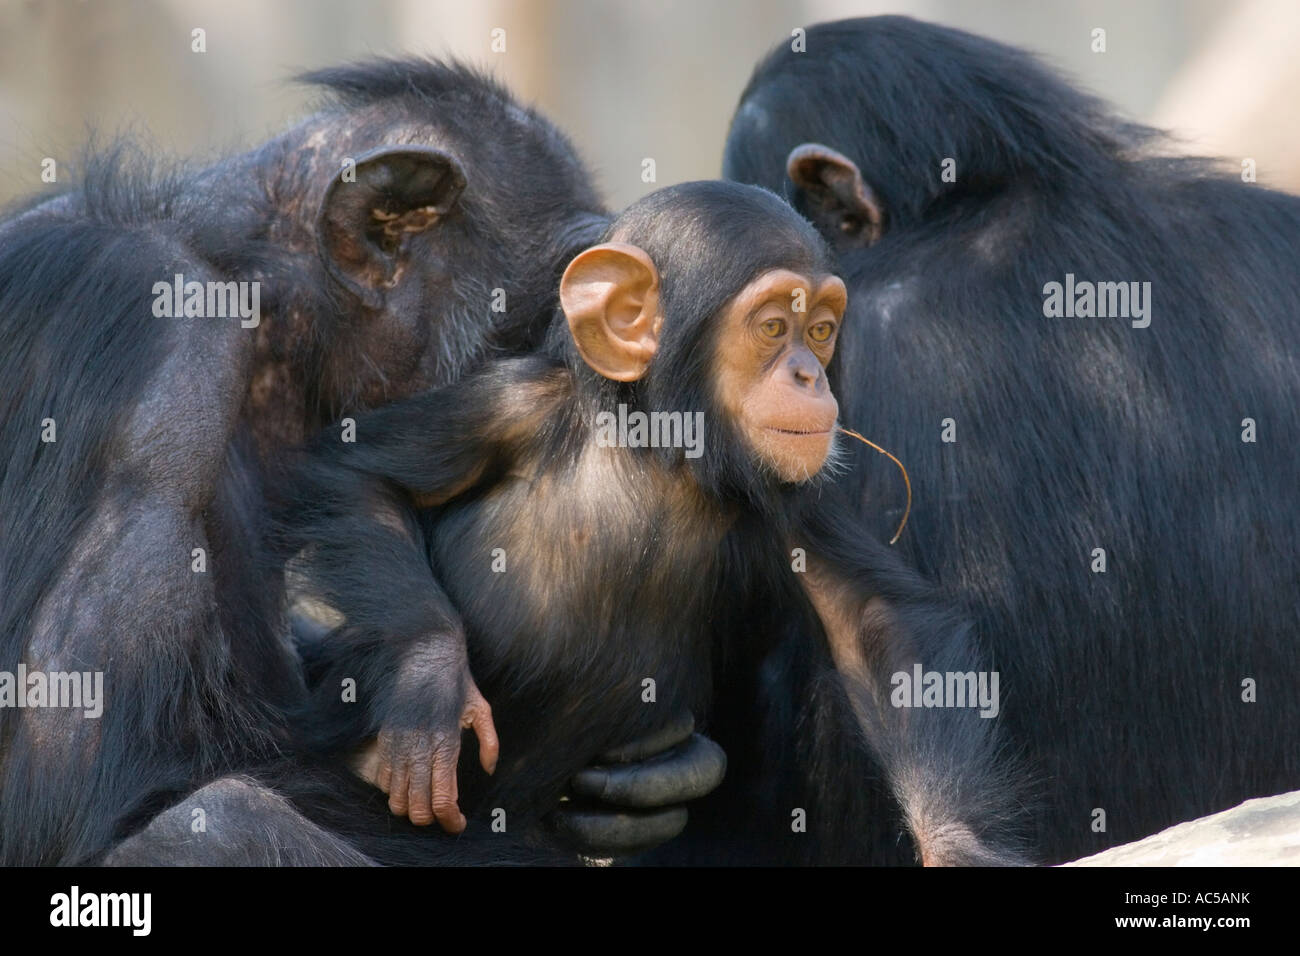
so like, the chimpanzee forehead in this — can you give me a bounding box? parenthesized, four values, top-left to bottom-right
(724, 269, 847, 316)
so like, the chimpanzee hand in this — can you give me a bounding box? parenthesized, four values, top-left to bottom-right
(548, 712, 727, 856)
(352, 638, 498, 832)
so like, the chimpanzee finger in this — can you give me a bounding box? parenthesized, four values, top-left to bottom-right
(403, 751, 437, 827)
(550, 805, 689, 855)
(570, 733, 726, 808)
(387, 760, 411, 820)
(596, 711, 694, 763)
(429, 737, 467, 833)
(463, 681, 499, 774)
(373, 743, 394, 797)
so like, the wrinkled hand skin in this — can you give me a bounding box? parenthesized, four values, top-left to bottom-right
(351, 637, 498, 833)
(549, 713, 728, 856)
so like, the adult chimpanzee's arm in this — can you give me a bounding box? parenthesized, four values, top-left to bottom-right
(791, 499, 1028, 866)
(286, 355, 570, 832)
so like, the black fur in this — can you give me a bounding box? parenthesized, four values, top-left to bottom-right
(724, 16, 1300, 861)
(0, 60, 605, 865)
(286, 181, 1026, 865)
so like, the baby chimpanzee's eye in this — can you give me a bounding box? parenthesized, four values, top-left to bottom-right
(808, 321, 835, 343)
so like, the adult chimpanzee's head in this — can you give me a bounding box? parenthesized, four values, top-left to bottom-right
(554, 180, 846, 491)
(285, 60, 607, 418)
(723, 17, 1139, 248)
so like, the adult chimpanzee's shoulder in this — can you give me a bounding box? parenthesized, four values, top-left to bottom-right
(70, 144, 193, 225)
(1, 141, 188, 233)
(1156, 157, 1300, 232)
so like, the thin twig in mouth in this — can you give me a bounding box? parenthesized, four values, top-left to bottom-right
(836, 426, 912, 545)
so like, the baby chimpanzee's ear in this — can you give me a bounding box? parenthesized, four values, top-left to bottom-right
(559, 242, 664, 381)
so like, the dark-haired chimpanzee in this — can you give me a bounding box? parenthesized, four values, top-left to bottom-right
(723, 16, 1300, 861)
(287, 180, 1024, 865)
(0, 59, 711, 866)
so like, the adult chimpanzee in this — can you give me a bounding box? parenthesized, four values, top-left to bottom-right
(0, 60, 707, 865)
(722, 16, 1300, 862)
(285, 181, 1024, 866)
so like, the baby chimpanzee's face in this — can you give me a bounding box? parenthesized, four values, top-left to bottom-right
(712, 268, 846, 483)
(557, 177, 845, 488)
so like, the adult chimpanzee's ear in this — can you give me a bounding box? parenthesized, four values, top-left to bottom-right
(316, 145, 467, 308)
(559, 242, 663, 382)
(786, 143, 885, 246)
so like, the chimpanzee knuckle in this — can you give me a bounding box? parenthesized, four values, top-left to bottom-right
(466, 696, 492, 722)
(383, 734, 412, 764)
(407, 807, 435, 827)
(551, 806, 690, 855)
(597, 712, 695, 763)
(429, 793, 459, 818)
(430, 734, 461, 761)
(571, 734, 726, 808)
(401, 730, 433, 758)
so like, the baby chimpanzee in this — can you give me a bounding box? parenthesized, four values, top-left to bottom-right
(290, 181, 1023, 864)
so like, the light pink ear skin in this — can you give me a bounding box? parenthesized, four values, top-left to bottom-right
(559, 242, 664, 382)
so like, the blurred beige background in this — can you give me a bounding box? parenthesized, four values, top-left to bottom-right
(1, 0, 1297, 210)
